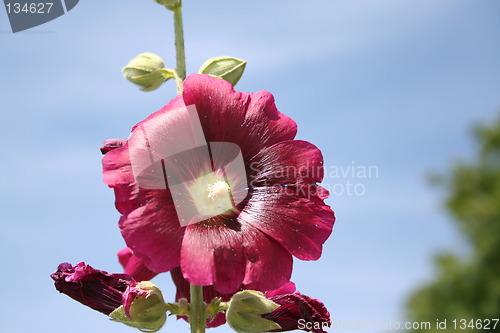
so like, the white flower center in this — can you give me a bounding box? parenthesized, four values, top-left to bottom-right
(207, 180, 231, 200)
(189, 173, 234, 217)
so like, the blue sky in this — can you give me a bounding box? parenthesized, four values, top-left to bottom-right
(1, 1, 500, 332)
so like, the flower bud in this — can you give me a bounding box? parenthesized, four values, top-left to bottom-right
(122, 52, 175, 92)
(153, 0, 181, 10)
(198, 56, 247, 86)
(226, 290, 282, 333)
(110, 281, 167, 332)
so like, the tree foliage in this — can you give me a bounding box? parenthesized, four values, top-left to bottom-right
(406, 116, 500, 332)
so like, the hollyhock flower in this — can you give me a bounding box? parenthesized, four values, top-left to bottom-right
(262, 282, 331, 333)
(102, 74, 335, 294)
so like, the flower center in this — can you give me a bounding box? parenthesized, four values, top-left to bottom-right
(207, 180, 230, 200)
(189, 173, 234, 217)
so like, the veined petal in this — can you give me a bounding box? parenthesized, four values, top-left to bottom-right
(248, 140, 324, 186)
(239, 186, 335, 260)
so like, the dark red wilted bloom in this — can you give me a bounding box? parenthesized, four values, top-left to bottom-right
(51, 262, 136, 315)
(262, 282, 331, 333)
(102, 74, 335, 294)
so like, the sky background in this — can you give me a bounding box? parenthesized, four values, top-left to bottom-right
(1, 0, 500, 332)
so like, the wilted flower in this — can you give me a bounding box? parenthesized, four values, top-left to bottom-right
(51, 262, 135, 315)
(102, 74, 335, 294)
(262, 282, 331, 333)
(51, 262, 167, 332)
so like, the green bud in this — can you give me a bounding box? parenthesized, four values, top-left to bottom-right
(226, 290, 281, 333)
(110, 281, 167, 332)
(153, 0, 181, 10)
(199, 56, 247, 86)
(122, 52, 175, 92)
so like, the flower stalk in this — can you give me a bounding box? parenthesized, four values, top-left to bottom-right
(189, 284, 206, 333)
(172, 2, 186, 93)
(171, 3, 206, 333)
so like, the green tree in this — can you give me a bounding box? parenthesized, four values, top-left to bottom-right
(406, 116, 500, 332)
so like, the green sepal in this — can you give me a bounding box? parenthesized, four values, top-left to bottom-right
(199, 56, 247, 86)
(110, 305, 166, 332)
(165, 298, 190, 316)
(234, 311, 281, 333)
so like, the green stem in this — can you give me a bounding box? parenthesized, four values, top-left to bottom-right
(173, 3, 186, 94)
(189, 284, 206, 333)
(171, 5, 205, 331)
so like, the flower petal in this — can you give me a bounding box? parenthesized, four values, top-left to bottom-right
(102, 144, 135, 187)
(182, 74, 297, 160)
(180, 219, 246, 294)
(238, 186, 335, 261)
(102, 94, 185, 189)
(248, 140, 324, 187)
(117, 248, 159, 281)
(265, 281, 297, 298)
(240, 224, 293, 292)
(119, 190, 185, 273)
(100, 139, 127, 155)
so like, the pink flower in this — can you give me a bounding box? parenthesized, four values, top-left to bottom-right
(262, 282, 331, 333)
(102, 74, 335, 293)
(50, 262, 136, 315)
